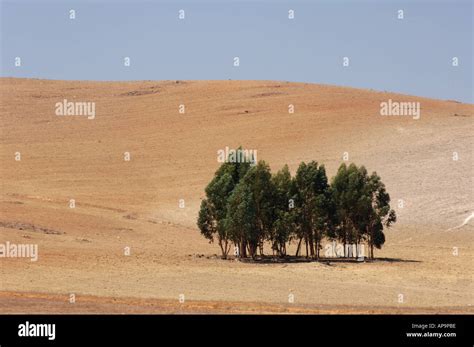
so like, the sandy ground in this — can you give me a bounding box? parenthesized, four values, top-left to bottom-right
(0, 78, 473, 314)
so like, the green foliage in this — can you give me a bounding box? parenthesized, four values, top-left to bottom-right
(293, 161, 331, 259)
(331, 163, 397, 258)
(225, 181, 257, 258)
(226, 161, 274, 258)
(198, 151, 396, 260)
(270, 165, 296, 256)
(197, 198, 216, 242)
(197, 147, 252, 258)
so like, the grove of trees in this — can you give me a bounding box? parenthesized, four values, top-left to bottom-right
(198, 149, 396, 261)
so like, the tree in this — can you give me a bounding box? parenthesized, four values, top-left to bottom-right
(331, 163, 368, 257)
(225, 181, 257, 259)
(294, 161, 331, 259)
(331, 163, 396, 259)
(226, 161, 274, 259)
(197, 148, 251, 259)
(197, 198, 218, 246)
(198, 157, 397, 261)
(270, 165, 296, 257)
(364, 172, 397, 259)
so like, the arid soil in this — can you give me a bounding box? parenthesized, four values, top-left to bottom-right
(0, 78, 472, 313)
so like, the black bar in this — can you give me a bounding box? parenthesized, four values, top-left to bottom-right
(0, 314, 472, 346)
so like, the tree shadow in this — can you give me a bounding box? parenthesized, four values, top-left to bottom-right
(371, 257, 421, 263)
(237, 256, 421, 264)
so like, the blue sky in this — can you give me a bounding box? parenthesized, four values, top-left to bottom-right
(1, 0, 472, 102)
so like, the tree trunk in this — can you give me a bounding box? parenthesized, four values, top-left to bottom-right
(343, 224, 347, 258)
(309, 233, 315, 258)
(316, 238, 320, 260)
(218, 237, 226, 259)
(296, 238, 302, 257)
(225, 240, 231, 258)
(249, 243, 257, 260)
(240, 240, 247, 259)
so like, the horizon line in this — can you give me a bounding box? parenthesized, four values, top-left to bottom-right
(1, 76, 471, 105)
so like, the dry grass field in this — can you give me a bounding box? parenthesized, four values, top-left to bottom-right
(0, 78, 472, 313)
